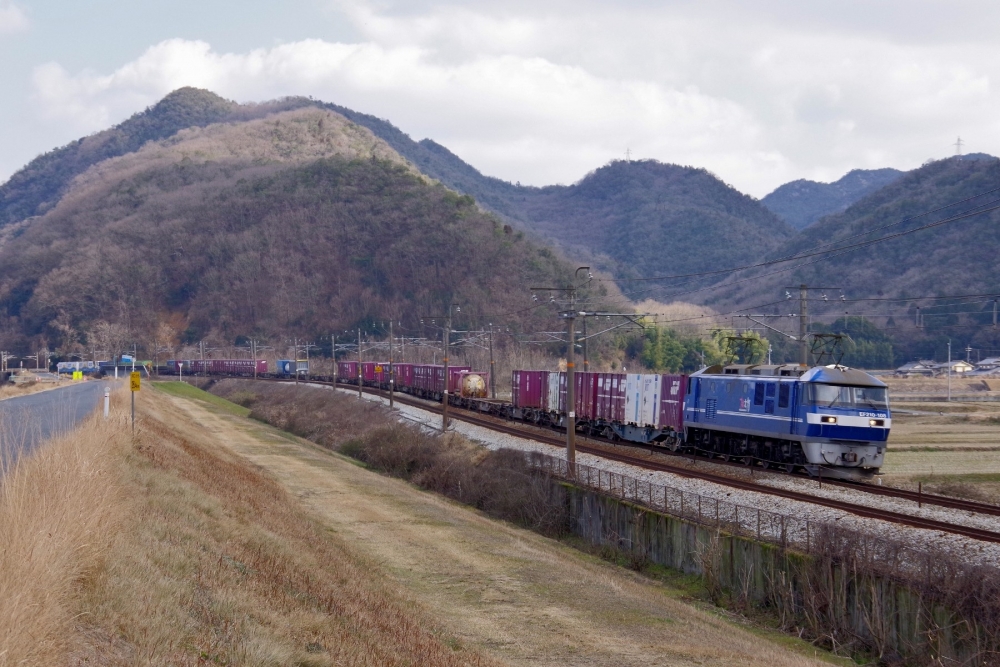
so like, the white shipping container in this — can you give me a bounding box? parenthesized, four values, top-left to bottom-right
(547, 371, 562, 412)
(625, 374, 643, 424)
(641, 374, 660, 427)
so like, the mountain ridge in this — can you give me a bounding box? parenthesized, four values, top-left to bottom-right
(761, 167, 905, 230)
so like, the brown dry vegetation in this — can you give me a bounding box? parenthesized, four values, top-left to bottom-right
(0, 378, 63, 401)
(0, 396, 124, 664)
(0, 385, 500, 665)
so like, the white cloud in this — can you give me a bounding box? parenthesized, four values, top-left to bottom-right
(0, 1, 28, 33)
(26, 2, 1000, 196)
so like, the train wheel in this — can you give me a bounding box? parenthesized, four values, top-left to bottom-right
(742, 456, 754, 466)
(784, 463, 796, 473)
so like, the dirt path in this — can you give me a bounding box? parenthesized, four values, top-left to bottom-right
(158, 391, 840, 667)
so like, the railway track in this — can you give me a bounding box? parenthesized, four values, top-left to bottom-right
(198, 376, 1000, 543)
(444, 407, 1000, 544)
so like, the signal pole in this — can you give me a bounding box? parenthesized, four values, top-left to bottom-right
(357, 329, 363, 399)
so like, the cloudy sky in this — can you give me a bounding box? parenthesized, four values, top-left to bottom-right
(1, 0, 997, 196)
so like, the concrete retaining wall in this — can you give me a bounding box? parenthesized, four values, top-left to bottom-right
(566, 484, 986, 665)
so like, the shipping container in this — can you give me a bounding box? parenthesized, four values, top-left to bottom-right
(658, 374, 686, 432)
(511, 370, 547, 408)
(640, 374, 660, 426)
(337, 361, 358, 382)
(575, 372, 600, 420)
(595, 372, 626, 422)
(394, 363, 414, 389)
(546, 372, 563, 412)
(359, 361, 376, 383)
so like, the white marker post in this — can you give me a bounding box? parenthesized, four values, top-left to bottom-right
(104, 387, 110, 419)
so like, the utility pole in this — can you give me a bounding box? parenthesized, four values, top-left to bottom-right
(357, 329, 363, 399)
(389, 320, 394, 409)
(564, 305, 577, 477)
(533, 267, 592, 478)
(948, 339, 952, 402)
(799, 284, 808, 366)
(582, 317, 589, 372)
(252, 339, 258, 379)
(488, 322, 496, 399)
(442, 307, 452, 432)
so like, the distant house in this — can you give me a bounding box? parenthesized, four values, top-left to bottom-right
(894, 360, 936, 377)
(975, 357, 1000, 371)
(930, 360, 975, 375)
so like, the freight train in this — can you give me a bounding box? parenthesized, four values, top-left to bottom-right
(160, 358, 889, 480)
(334, 360, 890, 480)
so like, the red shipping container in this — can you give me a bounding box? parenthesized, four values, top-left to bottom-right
(360, 362, 376, 383)
(393, 363, 414, 389)
(337, 361, 358, 382)
(511, 370, 547, 408)
(595, 373, 626, 422)
(570, 372, 599, 419)
(658, 374, 686, 431)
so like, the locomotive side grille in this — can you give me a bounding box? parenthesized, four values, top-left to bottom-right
(705, 398, 717, 420)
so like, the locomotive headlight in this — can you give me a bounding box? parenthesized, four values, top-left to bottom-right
(820, 416, 837, 424)
(869, 419, 884, 427)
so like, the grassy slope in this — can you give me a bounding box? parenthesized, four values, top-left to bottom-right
(68, 383, 500, 665)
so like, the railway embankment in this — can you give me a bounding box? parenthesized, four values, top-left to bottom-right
(203, 378, 1000, 664)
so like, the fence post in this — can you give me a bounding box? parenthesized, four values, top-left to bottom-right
(715, 498, 719, 527)
(698, 495, 702, 523)
(756, 510, 761, 541)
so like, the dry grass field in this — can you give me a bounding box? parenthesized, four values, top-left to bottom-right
(882, 376, 1000, 501)
(0, 378, 63, 401)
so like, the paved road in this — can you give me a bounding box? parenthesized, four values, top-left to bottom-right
(0, 381, 117, 465)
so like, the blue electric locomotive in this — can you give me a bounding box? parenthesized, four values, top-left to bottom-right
(684, 364, 889, 479)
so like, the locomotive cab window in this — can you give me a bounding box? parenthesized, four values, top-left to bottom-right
(778, 383, 790, 408)
(807, 384, 888, 409)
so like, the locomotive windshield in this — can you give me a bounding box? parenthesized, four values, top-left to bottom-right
(807, 383, 888, 409)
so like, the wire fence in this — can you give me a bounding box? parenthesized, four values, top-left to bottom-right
(521, 449, 1000, 585)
